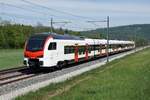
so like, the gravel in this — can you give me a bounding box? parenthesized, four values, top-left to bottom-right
(0, 47, 149, 100)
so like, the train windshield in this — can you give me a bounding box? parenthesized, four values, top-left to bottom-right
(26, 36, 47, 51)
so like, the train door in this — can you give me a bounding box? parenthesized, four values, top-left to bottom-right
(46, 42, 58, 66)
(85, 44, 88, 60)
(100, 44, 102, 55)
(74, 44, 78, 62)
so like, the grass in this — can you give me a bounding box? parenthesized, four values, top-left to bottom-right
(16, 48, 150, 100)
(0, 49, 23, 70)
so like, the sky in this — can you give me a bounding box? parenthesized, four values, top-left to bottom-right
(0, 0, 150, 31)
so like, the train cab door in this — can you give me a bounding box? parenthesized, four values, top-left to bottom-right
(47, 42, 58, 62)
(74, 44, 78, 62)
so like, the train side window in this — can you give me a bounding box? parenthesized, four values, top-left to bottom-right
(48, 42, 56, 50)
(64, 46, 75, 54)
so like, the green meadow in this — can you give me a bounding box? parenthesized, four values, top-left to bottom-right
(0, 49, 23, 70)
(16, 48, 150, 100)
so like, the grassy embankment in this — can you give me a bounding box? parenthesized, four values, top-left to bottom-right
(16, 48, 150, 100)
(0, 49, 23, 70)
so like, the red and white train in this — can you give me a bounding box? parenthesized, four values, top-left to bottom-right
(23, 33, 135, 69)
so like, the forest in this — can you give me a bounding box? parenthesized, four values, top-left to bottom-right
(81, 24, 150, 46)
(0, 20, 80, 49)
(0, 19, 149, 49)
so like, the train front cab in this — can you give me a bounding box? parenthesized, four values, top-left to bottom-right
(23, 35, 58, 69)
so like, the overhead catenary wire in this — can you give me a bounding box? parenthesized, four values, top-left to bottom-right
(0, 2, 63, 19)
(0, 12, 54, 26)
(50, 18, 72, 33)
(21, 0, 97, 20)
(0, 12, 49, 21)
(0, 1, 108, 31)
(0, 2, 89, 30)
(0, 2, 74, 29)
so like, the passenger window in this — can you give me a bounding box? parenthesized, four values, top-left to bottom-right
(48, 42, 56, 50)
(64, 46, 75, 54)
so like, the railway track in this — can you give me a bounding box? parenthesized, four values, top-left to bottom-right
(0, 50, 132, 87)
(0, 67, 41, 86)
(0, 66, 27, 75)
(0, 49, 138, 87)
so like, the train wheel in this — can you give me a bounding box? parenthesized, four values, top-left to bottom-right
(64, 60, 68, 66)
(57, 61, 64, 70)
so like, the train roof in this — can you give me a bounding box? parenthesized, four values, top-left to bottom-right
(32, 32, 84, 40)
(85, 39, 134, 44)
(30, 32, 134, 44)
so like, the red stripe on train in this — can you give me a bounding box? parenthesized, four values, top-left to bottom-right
(74, 45, 78, 62)
(24, 51, 43, 59)
(85, 44, 88, 60)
